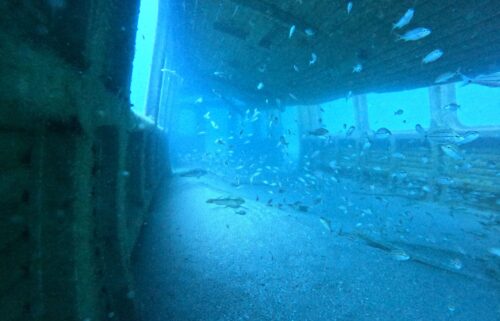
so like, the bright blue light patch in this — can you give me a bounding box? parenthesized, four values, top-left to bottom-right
(368, 88, 430, 131)
(130, 0, 159, 115)
(457, 84, 500, 127)
(322, 99, 356, 134)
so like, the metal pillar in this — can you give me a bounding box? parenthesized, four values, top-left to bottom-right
(353, 94, 369, 136)
(429, 83, 459, 130)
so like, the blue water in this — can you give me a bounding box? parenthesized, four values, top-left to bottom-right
(129, 89, 499, 320)
(130, 2, 500, 320)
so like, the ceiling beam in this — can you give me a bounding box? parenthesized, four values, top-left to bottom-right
(230, 0, 316, 33)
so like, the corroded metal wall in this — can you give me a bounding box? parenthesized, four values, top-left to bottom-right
(0, 1, 171, 320)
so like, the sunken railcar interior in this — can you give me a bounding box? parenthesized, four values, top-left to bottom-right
(0, 1, 499, 321)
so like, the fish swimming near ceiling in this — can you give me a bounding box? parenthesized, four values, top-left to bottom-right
(392, 8, 414, 30)
(460, 71, 500, 87)
(308, 127, 329, 136)
(394, 109, 404, 116)
(435, 70, 460, 84)
(422, 49, 443, 64)
(396, 27, 431, 41)
(206, 197, 245, 208)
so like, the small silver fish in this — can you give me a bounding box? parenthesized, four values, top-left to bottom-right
(310, 150, 320, 158)
(441, 144, 463, 160)
(422, 49, 443, 64)
(214, 138, 225, 145)
(352, 63, 363, 73)
(435, 70, 459, 83)
(289, 25, 296, 39)
(390, 248, 410, 261)
(347, 2, 353, 14)
(427, 129, 463, 144)
(460, 71, 500, 87)
(391, 152, 406, 159)
(207, 197, 245, 208)
(392, 170, 408, 179)
(457, 131, 479, 145)
(449, 258, 463, 270)
(309, 128, 329, 136)
(257, 82, 264, 90)
(397, 27, 431, 41)
(392, 8, 414, 30)
(309, 53, 317, 65)
(304, 28, 315, 36)
(179, 168, 208, 178)
(488, 247, 500, 257)
(442, 102, 460, 111)
(319, 217, 332, 232)
(277, 135, 289, 147)
(346, 125, 356, 136)
(415, 124, 426, 135)
(436, 176, 454, 185)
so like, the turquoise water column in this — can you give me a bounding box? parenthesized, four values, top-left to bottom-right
(429, 84, 458, 129)
(428, 83, 458, 199)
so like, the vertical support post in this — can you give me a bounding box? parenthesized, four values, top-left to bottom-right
(353, 95, 369, 177)
(353, 94, 369, 136)
(428, 83, 457, 199)
(429, 84, 458, 130)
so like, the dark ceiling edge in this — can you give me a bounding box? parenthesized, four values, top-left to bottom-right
(230, 0, 317, 32)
